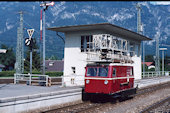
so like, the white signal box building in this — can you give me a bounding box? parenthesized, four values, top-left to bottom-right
(48, 23, 152, 86)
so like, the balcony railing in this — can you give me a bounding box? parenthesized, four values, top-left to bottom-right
(82, 34, 136, 63)
(86, 50, 134, 63)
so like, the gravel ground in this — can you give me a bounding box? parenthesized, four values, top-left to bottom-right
(85, 87, 170, 113)
(149, 101, 170, 113)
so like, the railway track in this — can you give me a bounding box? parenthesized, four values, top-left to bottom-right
(41, 102, 103, 113)
(41, 81, 170, 113)
(136, 81, 170, 96)
(140, 96, 170, 113)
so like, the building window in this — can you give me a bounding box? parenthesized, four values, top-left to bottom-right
(71, 67, 76, 74)
(118, 40, 122, 50)
(135, 44, 140, 57)
(130, 42, 135, 57)
(49, 62, 54, 66)
(81, 35, 93, 52)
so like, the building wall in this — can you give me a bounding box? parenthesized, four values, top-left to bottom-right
(63, 31, 142, 86)
(63, 32, 86, 86)
(63, 30, 107, 86)
(132, 55, 142, 79)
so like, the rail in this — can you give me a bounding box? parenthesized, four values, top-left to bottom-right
(14, 73, 50, 86)
(142, 71, 170, 78)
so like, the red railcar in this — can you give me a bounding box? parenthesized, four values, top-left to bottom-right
(82, 63, 137, 101)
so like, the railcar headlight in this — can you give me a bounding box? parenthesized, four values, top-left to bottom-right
(104, 80, 108, 85)
(86, 80, 90, 84)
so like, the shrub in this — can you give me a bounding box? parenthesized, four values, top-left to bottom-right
(0, 71, 15, 77)
(0, 71, 63, 77)
(45, 72, 63, 77)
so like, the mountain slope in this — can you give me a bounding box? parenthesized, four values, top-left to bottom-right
(0, 1, 169, 59)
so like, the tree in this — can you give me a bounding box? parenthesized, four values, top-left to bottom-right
(164, 55, 170, 71)
(0, 44, 16, 70)
(50, 55, 58, 60)
(45, 55, 59, 60)
(144, 55, 170, 71)
(145, 55, 154, 62)
(24, 38, 40, 71)
(143, 55, 155, 72)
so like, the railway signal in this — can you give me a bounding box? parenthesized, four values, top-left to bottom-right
(25, 29, 35, 74)
(27, 29, 34, 39)
(25, 38, 31, 46)
(40, 1, 55, 75)
(25, 29, 35, 48)
(40, 1, 54, 7)
(0, 49, 7, 53)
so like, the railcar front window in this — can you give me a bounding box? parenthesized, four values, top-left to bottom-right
(98, 67, 108, 77)
(87, 68, 97, 76)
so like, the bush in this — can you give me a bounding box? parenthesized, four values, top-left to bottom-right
(0, 71, 15, 77)
(23, 71, 41, 74)
(0, 71, 63, 77)
(24, 71, 63, 77)
(46, 72, 63, 77)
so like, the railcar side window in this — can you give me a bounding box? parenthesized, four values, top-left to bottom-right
(87, 68, 97, 76)
(98, 67, 108, 77)
(112, 68, 116, 77)
(130, 68, 133, 75)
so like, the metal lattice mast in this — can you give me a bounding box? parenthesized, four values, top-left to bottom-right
(159, 48, 167, 75)
(136, 3, 144, 73)
(42, 8, 46, 75)
(16, 11, 24, 74)
(40, 9, 43, 73)
(136, 3, 142, 34)
(155, 32, 160, 73)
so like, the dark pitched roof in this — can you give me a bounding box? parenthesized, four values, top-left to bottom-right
(47, 23, 152, 41)
(45, 60, 64, 72)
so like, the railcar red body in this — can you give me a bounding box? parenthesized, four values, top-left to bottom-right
(82, 63, 137, 101)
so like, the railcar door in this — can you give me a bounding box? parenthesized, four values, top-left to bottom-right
(111, 66, 118, 93)
(127, 66, 134, 88)
(118, 66, 128, 90)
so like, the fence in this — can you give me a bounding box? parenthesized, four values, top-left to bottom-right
(50, 76, 63, 85)
(14, 73, 49, 86)
(142, 71, 170, 78)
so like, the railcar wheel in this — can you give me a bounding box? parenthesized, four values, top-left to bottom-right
(82, 88, 90, 101)
(119, 96, 128, 102)
(118, 91, 128, 102)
